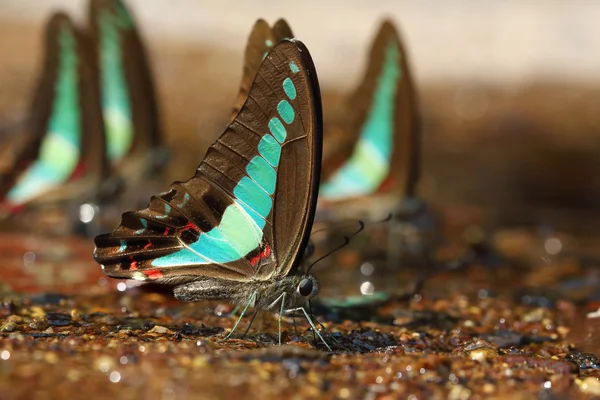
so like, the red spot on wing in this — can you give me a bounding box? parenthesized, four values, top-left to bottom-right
(163, 227, 170, 236)
(184, 222, 199, 231)
(377, 176, 394, 193)
(143, 240, 152, 249)
(180, 222, 200, 237)
(249, 244, 271, 267)
(130, 261, 138, 271)
(144, 269, 164, 280)
(0, 202, 24, 214)
(68, 161, 87, 180)
(262, 245, 271, 258)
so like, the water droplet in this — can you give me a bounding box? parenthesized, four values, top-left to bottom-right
(109, 371, 121, 383)
(23, 251, 36, 265)
(119, 356, 128, 365)
(117, 282, 127, 292)
(79, 204, 96, 224)
(544, 237, 562, 255)
(359, 281, 374, 295)
(1, 350, 10, 360)
(360, 262, 374, 276)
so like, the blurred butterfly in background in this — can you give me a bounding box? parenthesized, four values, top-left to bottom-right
(94, 39, 331, 348)
(88, 0, 168, 225)
(0, 0, 166, 236)
(319, 20, 421, 217)
(312, 21, 439, 312)
(0, 13, 109, 235)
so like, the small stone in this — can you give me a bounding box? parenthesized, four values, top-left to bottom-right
(30, 306, 46, 318)
(0, 321, 17, 332)
(192, 355, 209, 368)
(100, 315, 120, 326)
(579, 377, 600, 396)
(482, 383, 495, 394)
(6, 315, 22, 323)
(148, 325, 170, 334)
(29, 318, 49, 330)
(46, 313, 72, 327)
(448, 384, 471, 400)
(556, 326, 570, 337)
(469, 348, 498, 362)
(523, 308, 545, 323)
(44, 352, 59, 364)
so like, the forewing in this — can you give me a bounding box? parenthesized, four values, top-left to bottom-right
(320, 20, 420, 201)
(0, 13, 107, 211)
(89, 0, 162, 169)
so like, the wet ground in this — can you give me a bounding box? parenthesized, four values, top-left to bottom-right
(1, 221, 599, 399)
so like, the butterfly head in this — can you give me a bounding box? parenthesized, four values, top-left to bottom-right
(297, 275, 319, 298)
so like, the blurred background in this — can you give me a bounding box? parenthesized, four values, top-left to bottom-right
(1, 0, 600, 235)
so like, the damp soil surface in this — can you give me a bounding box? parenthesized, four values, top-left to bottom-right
(1, 229, 600, 400)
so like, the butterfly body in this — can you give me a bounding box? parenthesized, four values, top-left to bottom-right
(173, 274, 319, 311)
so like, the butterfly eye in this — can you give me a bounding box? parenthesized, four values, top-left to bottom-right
(298, 278, 313, 297)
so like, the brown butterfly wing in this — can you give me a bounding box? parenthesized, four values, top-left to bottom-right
(89, 0, 163, 173)
(0, 13, 107, 211)
(321, 20, 420, 197)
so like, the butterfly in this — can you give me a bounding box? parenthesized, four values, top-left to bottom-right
(319, 20, 421, 215)
(88, 0, 165, 181)
(0, 13, 109, 231)
(93, 39, 329, 348)
(0, 0, 165, 235)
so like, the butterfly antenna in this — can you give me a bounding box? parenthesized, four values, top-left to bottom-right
(310, 213, 392, 239)
(306, 221, 365, 276)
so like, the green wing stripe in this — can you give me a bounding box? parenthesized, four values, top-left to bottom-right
(98, 3, 134, 164)
(7, 25, 80, 204)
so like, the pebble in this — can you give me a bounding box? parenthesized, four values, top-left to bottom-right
(469, 348, 498, 362)
(578, 377, 600, 396)
(0, 321, 17, 332)
(29, 318, 49, 330)
(148, 325, 170, 334)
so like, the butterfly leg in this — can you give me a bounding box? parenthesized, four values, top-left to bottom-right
(314, 317, 346, 350)
(241, 309, 260, 338)
(225, 291, 257, 339)
(278, 293, 287, 346)
(285, 307, 332, 351)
